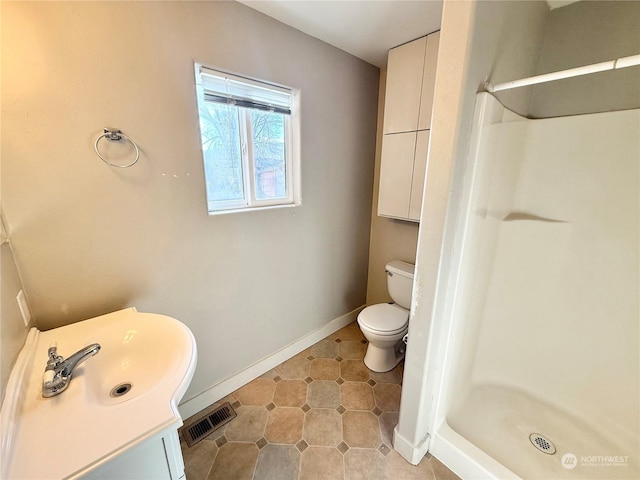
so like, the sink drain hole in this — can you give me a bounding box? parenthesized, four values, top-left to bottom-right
(110, 383, 132, 398)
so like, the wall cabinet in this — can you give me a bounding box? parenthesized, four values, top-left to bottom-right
(378, 31, 439, 222)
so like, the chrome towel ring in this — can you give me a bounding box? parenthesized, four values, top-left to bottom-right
(94, 128, 140, 168)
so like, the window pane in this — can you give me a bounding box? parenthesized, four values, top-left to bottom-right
(251, 110, 286, 200)
(199, 102, 245, 203)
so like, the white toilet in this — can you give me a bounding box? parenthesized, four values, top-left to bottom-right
(357, 260, 415, 372)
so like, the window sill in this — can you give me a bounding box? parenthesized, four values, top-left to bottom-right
(207, 202, 301, 217)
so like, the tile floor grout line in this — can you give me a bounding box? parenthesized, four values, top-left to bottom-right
(250, 443, 259, 480)
(181, 323, 458, 480)
(203, 445, 216, 480)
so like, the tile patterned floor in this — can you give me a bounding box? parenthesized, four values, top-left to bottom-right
(180, 322, 460, 480)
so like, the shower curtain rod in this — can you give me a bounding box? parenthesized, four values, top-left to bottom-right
(485, 53, 640, 93)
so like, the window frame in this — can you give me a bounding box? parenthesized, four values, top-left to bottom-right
(194, 64, 300, 215)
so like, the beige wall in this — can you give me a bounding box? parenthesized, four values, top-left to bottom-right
(1, 1, 378, 402)
(530, 0, 640, 117)
(365, 0, 552, 307)
(366, 67, 420, 306)
(395, 0, 549, 461)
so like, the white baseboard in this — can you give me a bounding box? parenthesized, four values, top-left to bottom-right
(393, 425, 430, 465)
(178, 306, 364, 419)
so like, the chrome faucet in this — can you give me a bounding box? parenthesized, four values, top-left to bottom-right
(42, 343, 101, 398)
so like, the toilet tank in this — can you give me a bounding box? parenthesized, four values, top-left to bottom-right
(385, 260, 415, 309)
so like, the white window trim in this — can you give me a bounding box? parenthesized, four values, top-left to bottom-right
(194, 64, 301, 215)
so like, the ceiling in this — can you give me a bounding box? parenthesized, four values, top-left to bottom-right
(239, 1, 577, 69)
(238, 1, 443, 68)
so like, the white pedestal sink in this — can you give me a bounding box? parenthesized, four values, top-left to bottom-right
(0, 308, 197, 479)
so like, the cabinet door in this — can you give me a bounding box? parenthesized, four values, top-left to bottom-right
(378, 132, 417, 219)
(408, 130, 431, 221)
(383, 37, 427, 134)
(417, 31, 440, 131)
(82, 435, 172, 479)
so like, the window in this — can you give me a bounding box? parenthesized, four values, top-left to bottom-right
(194, 65, 300, 214)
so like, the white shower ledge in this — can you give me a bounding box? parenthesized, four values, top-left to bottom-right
(0, 308, 197, 479)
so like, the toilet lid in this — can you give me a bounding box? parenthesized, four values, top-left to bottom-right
(359, 303, 409, 334)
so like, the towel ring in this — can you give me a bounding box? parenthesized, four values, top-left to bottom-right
(94, 128, 140, 168)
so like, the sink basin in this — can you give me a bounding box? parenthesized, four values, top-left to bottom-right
(1, 308, 197, 479)
(83, 313, 191, 406)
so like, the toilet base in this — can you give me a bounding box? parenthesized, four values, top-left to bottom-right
(363, 340, 405, 373)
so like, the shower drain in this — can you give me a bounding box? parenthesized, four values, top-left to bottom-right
(529, 433, 556, 455)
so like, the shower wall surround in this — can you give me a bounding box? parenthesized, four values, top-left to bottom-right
(445, 94, 639, 479)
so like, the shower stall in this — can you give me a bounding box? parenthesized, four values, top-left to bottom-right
(393, 2, 639, 478)
(427, 90, 639, 479)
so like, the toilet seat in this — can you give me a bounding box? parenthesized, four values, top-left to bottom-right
(358, 303, 408, 335)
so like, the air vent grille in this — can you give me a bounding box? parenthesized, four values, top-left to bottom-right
(181, 402, 237, 447)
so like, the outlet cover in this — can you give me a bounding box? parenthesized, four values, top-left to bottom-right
(16, 290, 31, 327)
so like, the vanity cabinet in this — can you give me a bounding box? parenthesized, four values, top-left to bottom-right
(0, 308, 196, 480)
(82, 428, 185, 479)
(378, 31, 439, 222)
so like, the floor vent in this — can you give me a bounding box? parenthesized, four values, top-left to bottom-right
(181, 402, 237, 448)
(529, 433, 556, 455)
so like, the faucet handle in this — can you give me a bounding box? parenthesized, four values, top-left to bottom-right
(43, 369, 56, 385)
(46, 342, 62, 368)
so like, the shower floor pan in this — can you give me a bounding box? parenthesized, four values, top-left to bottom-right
(447, 385, 638, 479)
